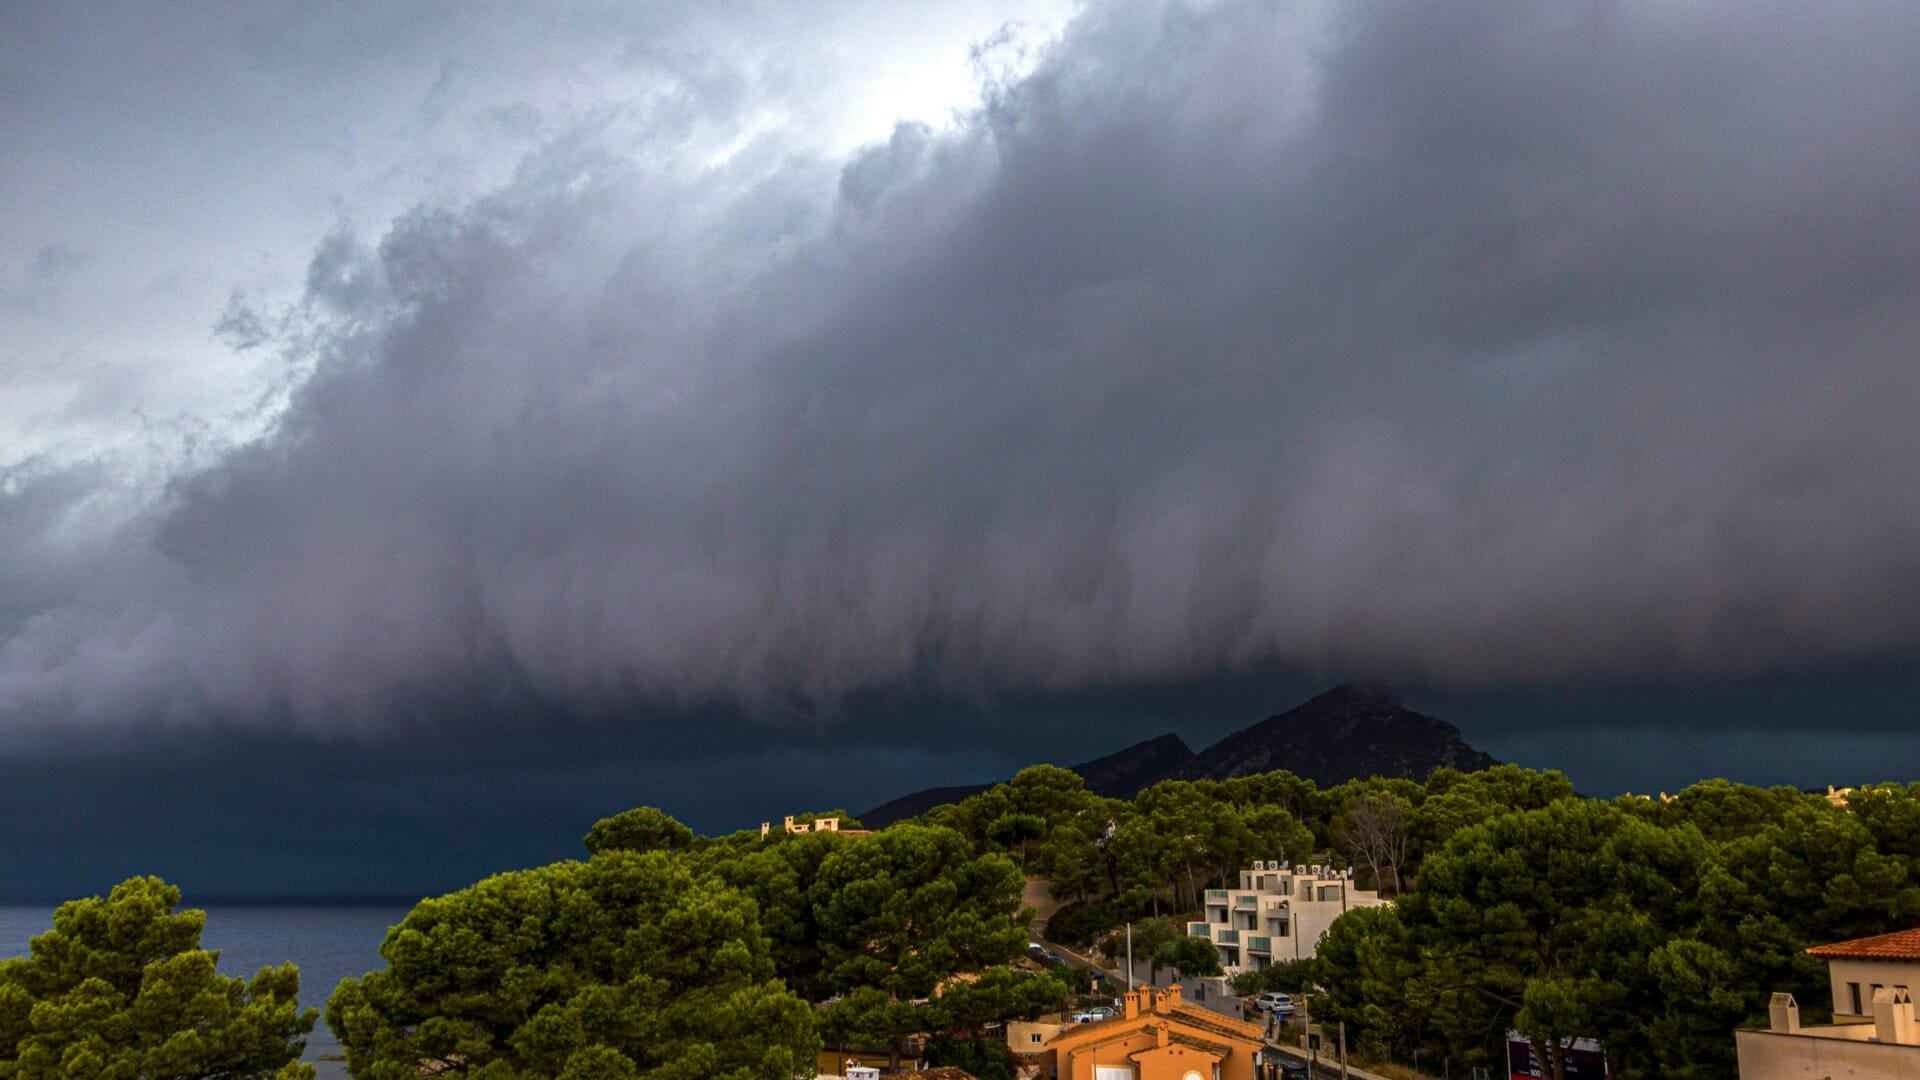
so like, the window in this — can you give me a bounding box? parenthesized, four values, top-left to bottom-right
(1213, 909, 1227, 924)
(1850, 982, 1863, 1014)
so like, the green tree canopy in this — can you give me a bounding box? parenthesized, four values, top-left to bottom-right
(684, 818, 1068, 1069)
(1103, 916, 1181, 984)
(582, 806, 697, 856)
(1401, 799, 1713, 1076)
(1314, 906, 1420, 1054)
(1152, 935, 1223, 980)
(809, 825, 1030, 998)
(808, 824, 1057, 1065)
(326, 851, 816, 1080)
(1846, 783, 1920, 860)
(930, 966, 1071, 1036)
(1412, 765, 1576, 856)
(0, 876, 316, 1080)
(1651, 780, 1821, 843)
(691, 829, 842, 1001)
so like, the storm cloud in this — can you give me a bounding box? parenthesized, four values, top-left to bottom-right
(5, 0, 1920, 737)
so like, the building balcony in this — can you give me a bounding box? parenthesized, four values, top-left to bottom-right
(1205, 889, 1228, 902)
(1246, 936, 1271, 953)
(1189, 922, 1211, 938)
(1235, 895, 1258, 908)
(1216, 929, 1239, 945)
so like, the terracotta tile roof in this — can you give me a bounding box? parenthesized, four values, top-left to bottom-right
(1144, 1030, 1234, 1058)
(1166, 1001, 1267, 1039)
(1807, 928, 1920, 961)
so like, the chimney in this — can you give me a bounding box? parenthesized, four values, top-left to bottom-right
(1157, 1024, 1170, 1048)
(1156, 985, 1182, 1013)
(1122, 991, 1140, 1020)
(1768, 993, 1800, 1033)
(1872, 988, 1918, 1045)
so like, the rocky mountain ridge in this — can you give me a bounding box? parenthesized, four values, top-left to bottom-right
(860, 683, 1496, 826)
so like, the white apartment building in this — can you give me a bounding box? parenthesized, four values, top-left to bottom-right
(1189, 860, 1386, 973)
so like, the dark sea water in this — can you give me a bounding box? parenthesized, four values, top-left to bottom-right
(0, 902, 411, 1079)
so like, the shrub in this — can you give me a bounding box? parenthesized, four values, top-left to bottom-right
(1045, 898, 1124, 947)
(926, 1034, 1018, 1080)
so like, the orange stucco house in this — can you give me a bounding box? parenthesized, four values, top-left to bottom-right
(1037, 984, 1268, 1080)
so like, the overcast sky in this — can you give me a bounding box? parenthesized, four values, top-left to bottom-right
(3, 0, 1919, 897)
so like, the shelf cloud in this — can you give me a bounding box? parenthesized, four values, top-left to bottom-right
(4, 0, 1920, 736)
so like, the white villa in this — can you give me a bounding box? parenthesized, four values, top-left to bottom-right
(1189, 860, 1387, 973)
(1737, 927, 1920, 1080)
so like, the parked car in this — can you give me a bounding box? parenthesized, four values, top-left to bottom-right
(1071, 1005, 1117, 1023)
(1276, 1059, 1312, 1079)
(1027, 942, 1068, 967)
(1252, 991, 1296, 1016)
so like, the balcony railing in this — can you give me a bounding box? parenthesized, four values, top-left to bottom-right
(1235, 895, 1258, 908)
(1216, 929, 1239, 944)
(1189, 922, 1211, 938)
(1246, 936, 1271, 953)
(1205, 889, 1228, 902)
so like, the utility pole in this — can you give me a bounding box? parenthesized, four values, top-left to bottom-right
(1339, 1020, 1348, 1080)
(1126, 922, 1134, 989)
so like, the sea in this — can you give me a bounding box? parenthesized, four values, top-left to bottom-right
(0, 902, 413, 1079)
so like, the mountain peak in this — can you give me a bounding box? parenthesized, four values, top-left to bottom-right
(1170, 685, 1496, 785)
(859, 686, 1498, 823)
(1311, 681, 1402, 708)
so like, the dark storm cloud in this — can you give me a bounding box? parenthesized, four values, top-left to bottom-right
(4, 0, 1920, 735)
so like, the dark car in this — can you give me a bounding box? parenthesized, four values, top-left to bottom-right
(1277, 1061, 1312, 1080)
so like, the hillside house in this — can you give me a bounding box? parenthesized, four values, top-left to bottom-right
(1016, 985, 1269, 1080)
(761, 814, 873, 838)
(1736, 927, 1920, 1079)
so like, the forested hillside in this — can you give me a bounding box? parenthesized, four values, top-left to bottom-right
(903, 763, 1920, 1078)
